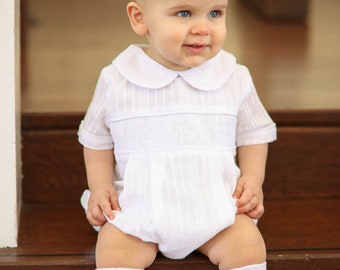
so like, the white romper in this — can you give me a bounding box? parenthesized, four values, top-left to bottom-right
(79, 44, 277, 259)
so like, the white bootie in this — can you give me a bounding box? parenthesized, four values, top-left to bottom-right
(96, 268, 144, 270)
(231, 262, 266, 270)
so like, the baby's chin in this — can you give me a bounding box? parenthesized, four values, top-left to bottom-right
(170, 58, 211, 71)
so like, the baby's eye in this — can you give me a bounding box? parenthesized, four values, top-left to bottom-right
(209, 10, 222, 18)
(177, 10, 191, 17)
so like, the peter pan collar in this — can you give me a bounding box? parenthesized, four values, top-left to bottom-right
(113, 44, 236, 91)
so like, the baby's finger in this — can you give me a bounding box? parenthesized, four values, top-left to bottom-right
(87, 206, 106, 226)
(246, 204, 265, 219)
(108, 190, 121, 211)
(237, 195, 258, 213)
(100, 201, 114, 220)
(232, 182, 244, 199)
(236, 191, 253, 208)
(110, 198, 121, 211)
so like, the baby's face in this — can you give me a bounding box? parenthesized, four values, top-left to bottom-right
(137, 0, 228, 70)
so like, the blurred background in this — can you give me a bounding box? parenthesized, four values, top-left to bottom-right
(21, 0, 340, 113)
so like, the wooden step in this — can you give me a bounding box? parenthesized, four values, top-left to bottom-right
(21, 110, 340, 203)
(17, 109, 340, 269)
(0, 200, 339, 269)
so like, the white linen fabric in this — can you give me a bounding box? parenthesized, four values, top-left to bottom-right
(79, 45, 276, 259)
(232, 262, 267, 270)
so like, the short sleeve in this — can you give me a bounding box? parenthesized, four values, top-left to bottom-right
(78, 68, 114, 150)
(236, 67, 277, 146)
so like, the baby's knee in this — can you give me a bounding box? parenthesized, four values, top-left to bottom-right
(235, 229, 266, 264)
(214, 235, 266, 269)
(206, 216, 266, 269)
(96, 246, 156, 269)
(96, 223, 157, 269)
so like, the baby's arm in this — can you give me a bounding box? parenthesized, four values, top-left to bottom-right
(83, 147, 121, 226)
(233, 144, 268, 219)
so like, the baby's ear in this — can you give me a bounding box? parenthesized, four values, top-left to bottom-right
(127, 2, 148, 36)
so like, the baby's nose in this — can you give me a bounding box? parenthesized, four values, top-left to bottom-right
(191, 20, 209, 35)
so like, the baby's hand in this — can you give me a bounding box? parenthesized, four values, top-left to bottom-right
(87, 184, 121, 226)
(232, 175, 264, 219)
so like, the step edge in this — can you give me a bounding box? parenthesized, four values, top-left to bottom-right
(1, 249, 339, 266)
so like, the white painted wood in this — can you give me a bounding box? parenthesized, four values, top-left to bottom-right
(0, 0, 21, 248)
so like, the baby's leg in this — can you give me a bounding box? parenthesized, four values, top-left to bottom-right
(96, 222, 158, 269)
(198, 214, 266, 270)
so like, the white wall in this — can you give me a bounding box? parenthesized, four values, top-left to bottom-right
(0, 0, 21, 248)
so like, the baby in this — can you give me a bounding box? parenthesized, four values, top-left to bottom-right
(78, 0, 277, 269)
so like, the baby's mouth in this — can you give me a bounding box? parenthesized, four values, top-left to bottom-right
(183, 44, 207, 53)
(186, 44, 205, 48)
